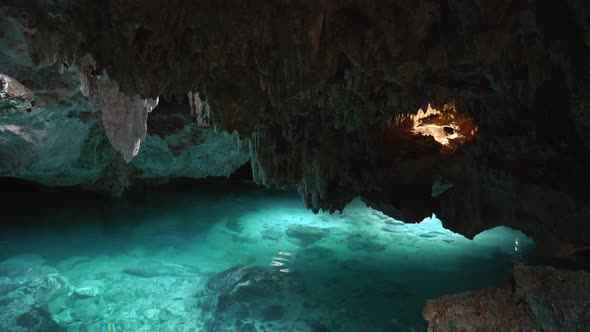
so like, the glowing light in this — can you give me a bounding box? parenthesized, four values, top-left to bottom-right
(412, 104, 462, 146)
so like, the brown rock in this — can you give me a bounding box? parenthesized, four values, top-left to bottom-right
(423, 265, 590, 331)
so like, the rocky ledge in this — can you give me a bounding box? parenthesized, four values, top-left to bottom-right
(423, 265, 590, 331)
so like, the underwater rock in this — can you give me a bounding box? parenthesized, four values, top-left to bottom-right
(123, 260, 194, 278)
(73, 280, 103, 298)
(298, 247, 335, 262)
(56, 256, 91, 272)
(260, 227, 282, 241)
(199, 265, 306, 332)
(52, 309, 73, 325)
(0, 276, 18, 296)
(71, 298, 103, 321)
(346, 232, 387, 252)
(286, 225, 328, 248)
(235, 321, 257, 332)
(157, 307, 182, 323)
(225, 219, 244, 233)
(141, 308, 160, 321)
(0, 254, 46, 277)
(423, 265, 590, 331)
(16, 308, 65, 332)
(0, 272, 70, 331)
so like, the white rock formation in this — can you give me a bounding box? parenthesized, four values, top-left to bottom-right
(0, 74, 35, 110)
(79, 55, 158, 162)
(188, 91, 210, 127)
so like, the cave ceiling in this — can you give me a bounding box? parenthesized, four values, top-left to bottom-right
(1, 0, 590, 254)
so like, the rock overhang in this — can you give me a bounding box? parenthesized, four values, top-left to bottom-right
(1, 0, 590, 255)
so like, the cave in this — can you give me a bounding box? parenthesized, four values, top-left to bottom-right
(1, 1, 590, 331)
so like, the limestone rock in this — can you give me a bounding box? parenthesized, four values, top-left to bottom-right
(0, 13, 248, 190)
(0, 265, 70, 331)
(141, 308, 159, 321)
(73, 280, 103, 298)
(79, 55, 159, 162)
(0, 74, 34, 111)
(15, 308, 65, 332)
(0, 254, 46, 277)
(423, 265, 590, 331)
(200, 265, 306, 332)
(261, 227, 282, 241)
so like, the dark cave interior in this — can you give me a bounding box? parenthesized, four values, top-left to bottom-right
(1, 1, 590, 331)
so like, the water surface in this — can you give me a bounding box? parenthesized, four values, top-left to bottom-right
(0, 181, 536, 331)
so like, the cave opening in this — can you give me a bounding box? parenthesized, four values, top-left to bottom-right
(410, 102, 477, 149)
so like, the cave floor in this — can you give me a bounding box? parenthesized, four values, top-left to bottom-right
(0, 184, 535, 331)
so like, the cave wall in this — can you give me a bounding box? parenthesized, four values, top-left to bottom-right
(1, 0, 590, 251)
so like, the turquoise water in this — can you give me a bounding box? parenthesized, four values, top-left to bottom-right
(0, 182, 536, 331)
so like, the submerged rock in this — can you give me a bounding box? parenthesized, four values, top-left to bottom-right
(260, 227, 282, 241)
(199, 265, 306, 331)
(56, 256, 92, 272)
(73, 280, 103, 298)
(286, 225, 328, 248)
(16, 308, 65, 332)
(0, 254, 46, 277)
(423, 265, 590, 331)
(225, 219, 244, 233)
(298, 246, 335, 262)
(0, 270, 70, 331)
(346, 232, 387, 252)
(123, 260, 195, 278)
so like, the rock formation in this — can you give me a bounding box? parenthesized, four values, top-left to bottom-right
(79, 55, 160, 162)
(0, 5, 249, 193)
(199, 265, 309, 331)
(423, 265, 590, 331)
(1, 1, 590, 254)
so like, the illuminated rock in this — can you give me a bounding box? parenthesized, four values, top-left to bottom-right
(0, 74, 35, 111)
(79, 55, 159, 162)
(413, 104, 463, 145)
(188, 91, 211, 128)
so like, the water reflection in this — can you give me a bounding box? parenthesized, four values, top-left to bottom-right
(271, 251, 295, 273)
